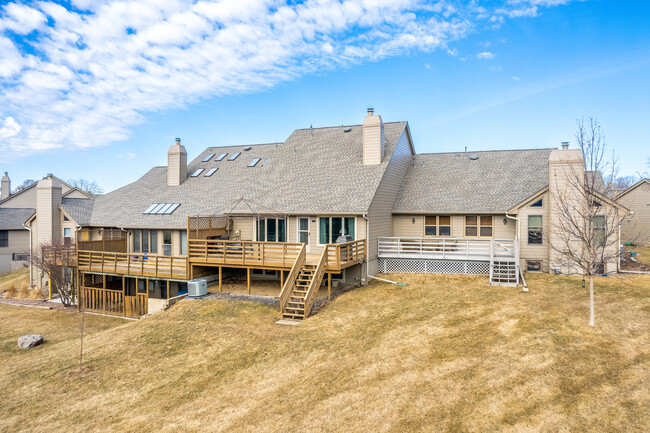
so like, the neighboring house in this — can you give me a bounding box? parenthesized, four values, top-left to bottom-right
(28, 110, 626, 320)
(0, 172, 94, 286)
(616, 179, 650, 245)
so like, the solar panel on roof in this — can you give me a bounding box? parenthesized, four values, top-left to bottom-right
(150, 203, 166, 213)
(248, 158, 261, 167)
(204, 167, 218, 177)
(163, 203, 180, 214)
(158, 203, 173, 214)
(215, 153, 227, 161)
(202, 153, 215, 162)
(190, 168, 204, 177)
(142, 204, 158, 214)
(228, 152, 241, 161)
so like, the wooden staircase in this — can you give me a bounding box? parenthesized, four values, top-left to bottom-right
(279, 247, 327, 321)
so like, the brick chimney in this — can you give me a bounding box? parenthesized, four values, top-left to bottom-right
(167, 137, 187, 186)
(362, 108, 384, 165)
(1, 172, 9, 200)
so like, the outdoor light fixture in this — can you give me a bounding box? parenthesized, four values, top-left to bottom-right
(503, 218, 508, 225)
(582, 279, 586, 288)
(412, 218, 416, 224)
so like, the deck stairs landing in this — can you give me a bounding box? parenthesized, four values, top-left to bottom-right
(490, 261, 518, 286)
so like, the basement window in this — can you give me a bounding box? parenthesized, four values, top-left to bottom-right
(526, 260, 542, 272)
(215, 153, 228, 161)
(204, 168, 218, 177)
(190, 168, 204, 177)
(228, 152, 241, 161)
(248, 158, 261, 167)
(201, 153, 215, 162)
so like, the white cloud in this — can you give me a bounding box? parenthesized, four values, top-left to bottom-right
(118, 152, 136, 159)
(0, 117, 20, 138)
(477, 51, 495, 59)
(0, 0, 577, 157)
(511, 75, 522, 81)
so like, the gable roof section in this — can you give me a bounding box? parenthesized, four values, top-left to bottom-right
(615, 178, 650, 199)
(393, 148, 554, 214)
(0, 175, 77, 207)
(60, 198, 95, 226)
(89, 122, 409, 229)
(0, 208, 35, 230)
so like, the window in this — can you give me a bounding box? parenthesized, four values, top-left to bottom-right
(180, 230, 187, 255)
(228, 152, 240, 161)
(0, 230, 7, 247)
(215, 153, 228, 161)
(201, 153, 215, 162)
(143, 203, 181, 215)
(190, 168, 204, 177)
(593, 216, 606, 247)
(531, 199, 543, 207)
(133, 230, 158, 254)
(12, 253, 28, 261)
(248, 158, 261, 167)
(64, 228, 72, 246)
(526, 260, 542, 272)
(319, 217, 355, 244)
(528, 215, 543, 244)
(465, 216, 493, 237)
(424, 216, 451, 236)
(257, 218, 286, 242)
(64, 215, 70, 221)
(163, 231, 172, 256)
(204, 168, 218, 177)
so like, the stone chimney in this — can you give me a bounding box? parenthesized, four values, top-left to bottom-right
(36, 175, 63, 245)
(167, 137, 187, 186)
(362, 108, 384, 165)
(1, 172, 10, 200)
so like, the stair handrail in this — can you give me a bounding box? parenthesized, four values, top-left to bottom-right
(279, 244, 306, 313)
(303, 248, 328, 318)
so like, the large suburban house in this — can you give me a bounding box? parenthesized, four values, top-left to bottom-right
(4, 110, 626, 320)
(0, 173, 94, 279)
(616, 179, 650, 245)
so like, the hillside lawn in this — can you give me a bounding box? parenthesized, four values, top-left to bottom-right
(1, 273, 648, 432)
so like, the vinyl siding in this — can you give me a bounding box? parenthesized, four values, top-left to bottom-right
(619, 182, 650, 245)
(0, 229, 29, 273)
(367, 129, 413, 274)
(517, 192, 550, 271)
(393, 214, 515, 239)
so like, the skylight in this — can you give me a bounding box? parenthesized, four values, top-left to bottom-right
(204, 167, 218, 177)
(202, 153, 215, 162)
(248, 158, 261, 167)
(228, 152, 241, 161)
(215, 153, 228, 161)
(190, 168, 204, 177)
(142, 203, 181, 215)
(261, 158, 270, 166)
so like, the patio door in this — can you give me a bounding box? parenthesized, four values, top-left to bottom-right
(298, 217, 310, 253)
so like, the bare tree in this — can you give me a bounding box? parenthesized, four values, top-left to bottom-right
(14, 179, 36, 193)
(28, 240, 76, 306)
(67, 178, 103, 195)
(548, 118, 628, 326)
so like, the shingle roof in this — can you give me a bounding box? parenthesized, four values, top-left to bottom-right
(61, 198, 95, 225)
(89, 122, 409, 229)
(393, 148, 554, 214)
(0, 208, 35, 230)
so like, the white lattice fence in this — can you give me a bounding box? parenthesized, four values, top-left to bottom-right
(379, 259, 489, 276)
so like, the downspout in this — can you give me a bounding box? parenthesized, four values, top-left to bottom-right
(24, 223, 33, 288)
(362, 213, 369, 284)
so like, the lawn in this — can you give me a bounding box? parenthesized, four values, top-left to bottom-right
(0, 267, 29, 292)
(0, 273, 648, 432)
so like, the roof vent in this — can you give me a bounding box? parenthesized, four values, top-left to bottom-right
(469, 153, 479, 160)
(343, 126, 352, 133)
(244, 146, 252, 151)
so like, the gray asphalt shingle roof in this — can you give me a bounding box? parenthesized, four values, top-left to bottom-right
(0, 208, 35, 230)
(89, 122, 409, 229)
(61, 198, 95, 225)
(393, 148, 554, 214)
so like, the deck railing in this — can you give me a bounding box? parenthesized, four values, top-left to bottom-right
(81, 287, 124, 316)
(42, 246, 76, 266)
(378, 237, 516, 261)
(77, 250, 188, 279)
(279, 244, 306, 313)
(188, 240, 304, 268)
(304, 248, 328, 318)
(325, 239, 366, 271)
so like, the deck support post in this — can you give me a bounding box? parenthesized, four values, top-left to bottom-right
(280, 270, 284, 290)
(122, 276, 126, 317)
(218, 266, 222, 292)
(247, 268, 251, 294)
(328, 273, 331, 301)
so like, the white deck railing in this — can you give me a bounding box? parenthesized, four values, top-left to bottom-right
(378, 237, 517, 262)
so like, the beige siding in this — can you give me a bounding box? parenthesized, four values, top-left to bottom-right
(0, 187, 37, 208)
(517, 192, 550, 271)
(232, 217, 255, 241)
(619, 182, 650, 245)
(394, 214, 516, 239)
(0, 229, 30, 273)
(367, 129, 413, 274)
(63, 189, 89, 199)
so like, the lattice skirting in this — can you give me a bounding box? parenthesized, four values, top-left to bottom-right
(378, 258, 490, 276)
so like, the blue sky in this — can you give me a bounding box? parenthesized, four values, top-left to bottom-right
(1, 0, 649, 193)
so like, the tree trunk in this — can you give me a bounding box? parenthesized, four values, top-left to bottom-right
(589, 275, 595, 326)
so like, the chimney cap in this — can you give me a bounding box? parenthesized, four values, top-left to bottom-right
(561, 141, 569, 149)
(367, 108, 374, 115)
(175, 137, 181, 145)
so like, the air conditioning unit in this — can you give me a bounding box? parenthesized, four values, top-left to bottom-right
(187, 279, 207, 297)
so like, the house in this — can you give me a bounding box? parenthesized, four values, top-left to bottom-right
(25, 110, 624, 320)
(0, 172, 94, 286)
(616, 179, 650, 245)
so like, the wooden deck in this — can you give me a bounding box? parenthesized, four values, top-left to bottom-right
(78, 251, 188, 279)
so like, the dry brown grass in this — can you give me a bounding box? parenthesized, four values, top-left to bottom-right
(1, 272, 649, 432)
(0, 267, 29, 295)
(634, 246, 650, 266)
